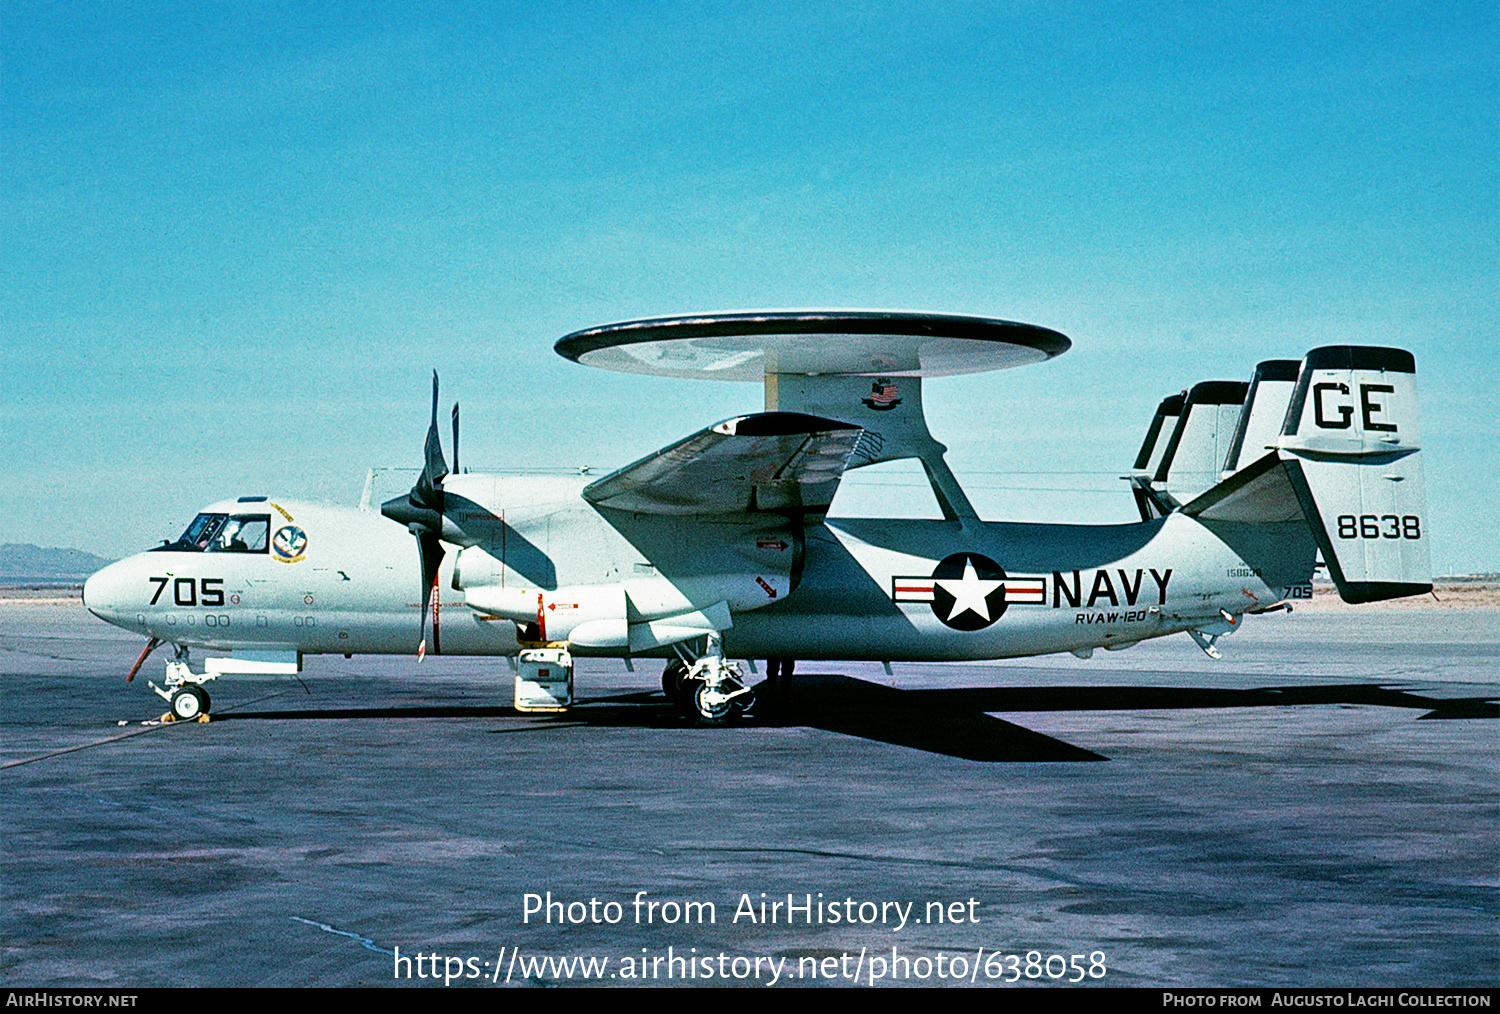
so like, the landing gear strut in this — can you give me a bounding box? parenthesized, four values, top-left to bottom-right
(147, 647, 218, 722)
(662, 634, 754, 723)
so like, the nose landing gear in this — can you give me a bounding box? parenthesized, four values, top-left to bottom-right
(148, 648, 217, 723)
(169, 684, 211, 721)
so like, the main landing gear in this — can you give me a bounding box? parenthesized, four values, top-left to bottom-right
(662, 633, 755, 724)
(147, 648, 217, 723)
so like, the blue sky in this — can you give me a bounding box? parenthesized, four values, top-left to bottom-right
(3, 2, 1496, 573)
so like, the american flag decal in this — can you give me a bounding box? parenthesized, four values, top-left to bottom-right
(862, 380, 902, 410)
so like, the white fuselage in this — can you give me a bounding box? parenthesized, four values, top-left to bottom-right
(83, 481, 1316, 665)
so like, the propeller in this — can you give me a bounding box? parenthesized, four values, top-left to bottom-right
(382, 372, 456, 659)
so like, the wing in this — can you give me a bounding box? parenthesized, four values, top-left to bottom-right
(582, 412, 861, 517)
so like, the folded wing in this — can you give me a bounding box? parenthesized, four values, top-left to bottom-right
(582, 412, 862, 517)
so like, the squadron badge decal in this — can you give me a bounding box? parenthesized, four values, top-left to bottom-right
(892, 552, 1010, 630)
(271, 525, 308, 564)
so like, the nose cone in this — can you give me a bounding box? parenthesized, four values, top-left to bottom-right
(83, 560, 128, 625)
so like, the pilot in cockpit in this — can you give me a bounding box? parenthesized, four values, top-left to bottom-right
(221, 517, 268, 552)
(218, 518, 246, 552)
(162, 513, 270, 553)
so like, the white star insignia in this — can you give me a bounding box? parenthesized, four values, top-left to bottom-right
(935, 558, 1003, 623)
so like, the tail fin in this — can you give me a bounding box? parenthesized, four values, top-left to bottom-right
(1127, 392, 1185, 519)
(1154, 381, 1248, 503)
(1126, 381, 1247, 518)
(1221, 360, 1300, 476)
(1277, 346, 1430, 603)
(1183, 346, 1431, 604)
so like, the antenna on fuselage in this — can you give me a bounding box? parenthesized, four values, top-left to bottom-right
(359, 468, 379, 512)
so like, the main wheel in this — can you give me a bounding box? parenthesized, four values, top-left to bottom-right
(661, 661, 693, 706)
(170, 685, 210, 721)
(694, 682, 752, 725)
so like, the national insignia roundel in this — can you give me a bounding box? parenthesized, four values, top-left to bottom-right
(930, 552, 1008, 630)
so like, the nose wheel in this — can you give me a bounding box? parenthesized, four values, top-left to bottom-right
(149, 655, 218, 723)
(694, 681, 750, 723)
(170, 685, 211, 721)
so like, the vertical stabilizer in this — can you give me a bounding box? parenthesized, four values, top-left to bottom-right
(1153, 381, 1248, 504)
(1222, 360, 1299, 477)
(1277, 346, 1430, 603)
(1133, 392, 1185, 476)
(1126, 393, 1184, 520)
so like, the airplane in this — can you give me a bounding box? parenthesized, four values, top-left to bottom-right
(81, 311, 1431, 726)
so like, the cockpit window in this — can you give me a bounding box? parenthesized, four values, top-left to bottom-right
(154, 513, 270, 553)
(213, 514, 269, 552)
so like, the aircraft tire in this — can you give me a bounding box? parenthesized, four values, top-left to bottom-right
(694, 683, 751, 726)
(661, 661, 693, 706)
(170, 686, 210, 721)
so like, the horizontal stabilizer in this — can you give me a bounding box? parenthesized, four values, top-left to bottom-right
(583, 412, 861, 516)
(1181, 450, 1303, 524)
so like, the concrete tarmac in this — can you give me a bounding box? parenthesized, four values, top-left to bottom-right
(3, 600, 1495, 988)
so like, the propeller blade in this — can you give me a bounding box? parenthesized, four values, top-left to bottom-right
(414, 526, 445, 659)
(415, 371, 449, 510)
(383, 372, 453, 657)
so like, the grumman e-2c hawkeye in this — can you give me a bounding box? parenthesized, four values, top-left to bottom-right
(82, 312, 1431, 725)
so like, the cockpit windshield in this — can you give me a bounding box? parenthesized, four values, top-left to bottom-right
(154, 513, 270, 553)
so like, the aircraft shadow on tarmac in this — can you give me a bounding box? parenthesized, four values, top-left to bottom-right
(215, 675, 1498, 763)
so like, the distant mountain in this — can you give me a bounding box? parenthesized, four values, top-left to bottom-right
(0, 544, 115, 584)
